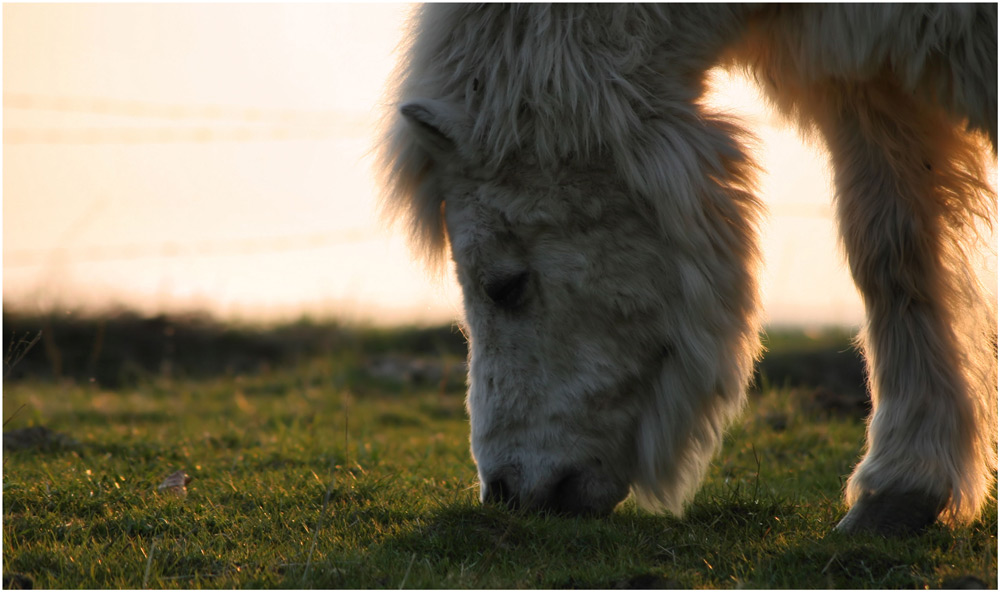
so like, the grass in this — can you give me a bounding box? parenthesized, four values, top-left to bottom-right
(2, 314, 997, 588)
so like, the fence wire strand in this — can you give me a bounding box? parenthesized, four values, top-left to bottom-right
(4, 92, 370, 143)
(5, 229, 380, 268)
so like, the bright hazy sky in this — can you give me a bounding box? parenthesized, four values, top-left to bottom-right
(3, 4, 994, 327)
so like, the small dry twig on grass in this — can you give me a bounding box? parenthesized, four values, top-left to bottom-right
(157, 470, 193, 497)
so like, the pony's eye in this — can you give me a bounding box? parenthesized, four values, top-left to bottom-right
(483, 270, 530, 309)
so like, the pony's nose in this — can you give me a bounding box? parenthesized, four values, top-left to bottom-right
(482, 468, 616, 516)
(532, 470, 609, 516)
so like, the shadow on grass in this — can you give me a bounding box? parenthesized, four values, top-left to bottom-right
(360, 503, 673, 588)
(357, 494, 808, 589)
(356, 490, 992, 589)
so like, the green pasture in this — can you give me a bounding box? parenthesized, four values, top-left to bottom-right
(2, 313, 996, 588)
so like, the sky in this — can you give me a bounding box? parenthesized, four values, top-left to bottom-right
(3, 4, 994, 327)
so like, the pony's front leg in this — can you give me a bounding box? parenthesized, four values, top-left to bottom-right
(817, 82, 997, 535)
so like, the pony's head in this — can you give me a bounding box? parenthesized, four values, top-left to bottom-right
(400, 99, 677, 514)
(378, 5, 763, 517)
(385, 95, 761, 516)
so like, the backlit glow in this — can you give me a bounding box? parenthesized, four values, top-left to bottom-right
(4, 5, 993, 327)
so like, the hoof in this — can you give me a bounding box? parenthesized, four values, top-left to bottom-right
(835, 489, 947, 536)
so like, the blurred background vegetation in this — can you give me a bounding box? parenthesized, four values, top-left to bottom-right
(3, 308, 868, 419)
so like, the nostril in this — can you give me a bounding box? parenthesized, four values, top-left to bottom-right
(483, 270, 530, 308)
(543, 471, 586, 516)
(550, 472, 578, 501)
(539, 469, 613, 517)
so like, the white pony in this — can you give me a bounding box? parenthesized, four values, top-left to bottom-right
(378, 4, 997, 535)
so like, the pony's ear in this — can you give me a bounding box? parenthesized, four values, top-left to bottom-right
(400, 99, 464, 159)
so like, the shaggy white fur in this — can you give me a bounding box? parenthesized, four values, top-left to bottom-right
(378, 4, 997, 534)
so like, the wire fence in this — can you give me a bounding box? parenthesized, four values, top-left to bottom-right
(4, 126, 369, 144)
(5, 92, 360, 124)
(4, 91, 839, 271)
(6, 202, 836, 270)
(5, 229, 381, 268)
(4, 92, 372, 144)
